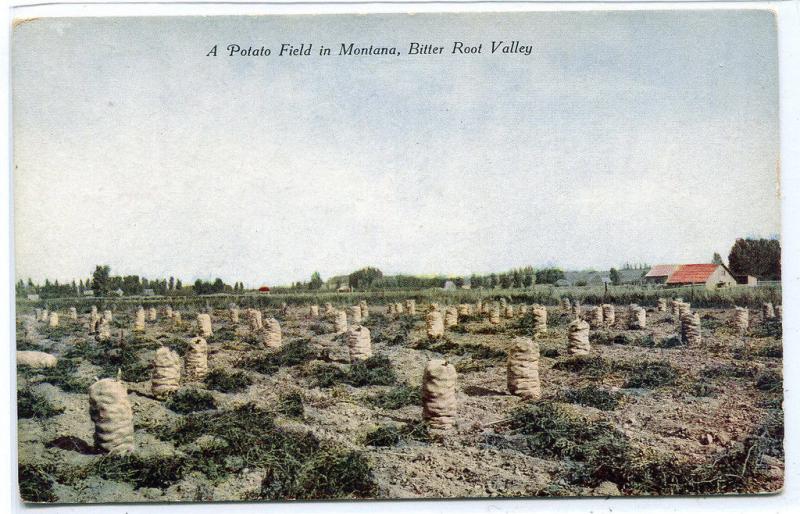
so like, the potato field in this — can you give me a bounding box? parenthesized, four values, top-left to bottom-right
(16, 294, 783, 502)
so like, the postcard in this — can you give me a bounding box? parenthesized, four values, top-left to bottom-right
(13, 9, 782, 503)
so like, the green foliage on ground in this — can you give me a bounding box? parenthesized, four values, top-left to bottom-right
(501, 401, 783, 494)
(277, 392, 305, 418)
(238, 339, 318, 375)
(17, 387, 64, 419)
(363, 421, 430, 447)
(367, 385, 421, 410)
(145, 403, 376, 499)
(204, 368, 252, 393)
(165, 388, 216, 414)
(17, 359, 92, 394)
(62, 336, 151, 382)
(18, 464, 58, 502)
(624, 361, 679, 388)
(559, 386, 624, 411)
(311, 355, 398, 388)
(553, 355, 680, 389)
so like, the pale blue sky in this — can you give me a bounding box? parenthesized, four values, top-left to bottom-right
(13, 11, 779, 286)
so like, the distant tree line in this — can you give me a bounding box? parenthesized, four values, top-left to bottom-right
(294, 265, 568, 292)
(18, 238, 780, 300)
(16, 265, 248, 299)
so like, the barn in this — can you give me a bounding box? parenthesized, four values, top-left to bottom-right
(665, 264, 737, 289)
(258, 286, 270, 293)
(643, 264, 679, 284)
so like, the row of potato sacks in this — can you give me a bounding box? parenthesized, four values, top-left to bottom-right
(19, 296, 783, 451)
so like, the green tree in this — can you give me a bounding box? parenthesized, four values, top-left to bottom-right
(609, 268, 621, 286)
(712, 252, 724, 265)
(212, 278, 225, 293)
(348, 267, 383, 290)
(91, 265, 111, 297)
(728, 238, 781, 280)
(521, 266, 535, 288)
(469, 274, 482, 289)
(535, 268, 564, 285)
(309, 271, 324, 290)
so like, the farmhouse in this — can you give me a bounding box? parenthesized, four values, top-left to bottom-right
(665, 264, 737, 289)
(644, 264, 679, 284)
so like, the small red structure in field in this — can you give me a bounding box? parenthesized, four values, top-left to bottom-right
(258, 286, 270, 293)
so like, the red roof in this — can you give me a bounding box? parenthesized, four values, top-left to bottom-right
(258, 286, 270, 292)
(644, 264, 678, 278)
(666, 264, 719, 284)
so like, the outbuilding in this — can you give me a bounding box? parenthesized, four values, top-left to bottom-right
(643, 264, 679, 284)
(665, 264, 737, 289)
